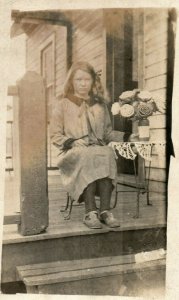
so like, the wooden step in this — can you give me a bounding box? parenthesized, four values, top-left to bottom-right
(16, 254, 166, 295)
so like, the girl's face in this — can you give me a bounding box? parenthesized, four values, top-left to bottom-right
(72, 69, 93, 99)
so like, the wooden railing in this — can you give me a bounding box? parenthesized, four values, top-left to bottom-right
(6, 121, 57, 172)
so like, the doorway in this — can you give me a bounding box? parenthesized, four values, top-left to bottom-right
(106, 9, 138, 174)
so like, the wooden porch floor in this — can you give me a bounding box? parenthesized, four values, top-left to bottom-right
(3, 172, 167, 244)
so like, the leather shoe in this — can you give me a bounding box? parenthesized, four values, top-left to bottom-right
(100, 210, 120, 228)
(83, 211, 102, 229)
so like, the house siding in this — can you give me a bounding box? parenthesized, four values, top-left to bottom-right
(26, 23, 68, 167)
(26, 11, 105, 93)
(71, 10, 105, 86)
(26, 23, 67, 98)
(143, 9, 168, 190)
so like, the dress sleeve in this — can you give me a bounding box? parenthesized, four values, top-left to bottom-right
(103, 104, 125, 143)
(50, 100, 68, 148)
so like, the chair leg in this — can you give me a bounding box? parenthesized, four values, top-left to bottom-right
(64, 197, 75, 220)
(133, 189, 140, 219)
(60, 194, 75, 220)
(111, 183, 118, 209)
(145, 145, 153, 206)
(144, 170, 152, 205)
(133, 159, 140, 218)
(147, 190, 152, 206)
(60, 193, 70, 212)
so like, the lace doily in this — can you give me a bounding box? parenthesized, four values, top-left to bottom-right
(135, 143, 153, 161)
(109, 142, 166, 161)
(110, 142, 137, 160)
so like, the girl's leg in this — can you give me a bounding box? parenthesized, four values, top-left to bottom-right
(83, 181, 102, 229)
(83, 181, 97, 213)
(97, 177, 120, 228)
(97, 177, 113, 212)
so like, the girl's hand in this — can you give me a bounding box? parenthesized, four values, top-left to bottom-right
(62, 138, 75, 150)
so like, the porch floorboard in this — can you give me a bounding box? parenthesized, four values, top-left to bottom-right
(3, 173, 167, 244)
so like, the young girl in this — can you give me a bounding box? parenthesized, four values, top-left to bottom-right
(50, 61, 135, 229)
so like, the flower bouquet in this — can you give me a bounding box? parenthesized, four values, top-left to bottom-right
(111, 89, 165, 141)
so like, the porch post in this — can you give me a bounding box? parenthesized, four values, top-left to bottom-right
(137, 10, 145, 184)
(15, 71, 48, 235)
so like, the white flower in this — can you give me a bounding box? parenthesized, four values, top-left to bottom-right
(137, 91, 152, 102)
(111, 102, 121, 115)
(132, 100, 139, 108)
(119, 90, 136, 103)
(120, 104, 135, 118)
(154, 95, 166, 113)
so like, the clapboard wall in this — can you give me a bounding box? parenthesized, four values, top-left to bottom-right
(26, 23, 67, 98)
(142, 9, 168, 192)
(71, 10, 106, 87)
(26, 23, 68, 167)
(26, 11, 105, 93)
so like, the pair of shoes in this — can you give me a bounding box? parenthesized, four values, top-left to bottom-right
(100, 210, 120, 228)
(83, 211, 102, 229)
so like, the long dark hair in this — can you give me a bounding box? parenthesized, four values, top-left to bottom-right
(62, 61, 105, 102)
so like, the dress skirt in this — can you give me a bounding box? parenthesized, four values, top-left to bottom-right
(56, 144, 117, 201)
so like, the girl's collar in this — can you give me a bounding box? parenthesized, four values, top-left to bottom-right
(67, 93, 96, 107)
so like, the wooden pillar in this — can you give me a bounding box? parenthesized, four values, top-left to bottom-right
(9, 71, 49, 235)
(137, 10, 145, 182)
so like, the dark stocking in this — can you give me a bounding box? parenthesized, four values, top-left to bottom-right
(97, 177, 113, 212)
(83, 181, 97, 214)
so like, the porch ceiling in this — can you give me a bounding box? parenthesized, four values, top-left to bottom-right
(10, 8, 124, 38)
(11, 9, 73, 38)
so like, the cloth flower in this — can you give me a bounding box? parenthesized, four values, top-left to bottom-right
(111, 102, 121, 115)
(120, 104, 135, 118)
(137, 91, 152, 102)
(136, 103, 153, 118)
(119, 90, 136, 103)
(117, 89, 163, 120)
(132, 100, 139, 108)
(154, 95, 166, 113)
(147, 100, 158, 113)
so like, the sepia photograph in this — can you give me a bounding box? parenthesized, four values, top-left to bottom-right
(1, 0, 179, 298)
